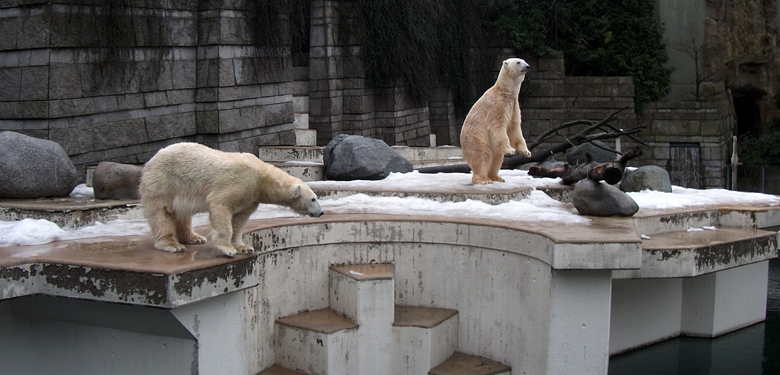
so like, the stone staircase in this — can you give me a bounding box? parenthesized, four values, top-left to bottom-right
(258, 146, 465, 182)
(261, 263, 510, 375)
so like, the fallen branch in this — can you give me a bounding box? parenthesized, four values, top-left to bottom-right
(530, 147, 642, 185)
(416, 106, 646, 174)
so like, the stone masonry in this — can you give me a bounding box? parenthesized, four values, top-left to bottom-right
(0, 0, 296, 178)
(0, 1, 735, 188)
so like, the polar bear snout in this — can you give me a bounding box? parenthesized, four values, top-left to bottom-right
(308, 198, 324, 217)
(515, 59, 531, 73)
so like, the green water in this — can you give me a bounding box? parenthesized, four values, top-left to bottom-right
(609, 259, 780, 375)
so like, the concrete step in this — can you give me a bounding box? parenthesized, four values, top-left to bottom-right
(259, 146, 324, 163)
(391, 145, 463, 163)
(269, 161, 324, 182)
(258, 146, 465, 165)
(274, 308, 358, 375)
(279, 129, 317, 147)
(428, 352, 511, 375)
(394, 305, 459, 374)
(329, 264, 395, 375)
(257, 364, 308, 375)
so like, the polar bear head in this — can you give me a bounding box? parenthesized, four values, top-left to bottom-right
(500, 58, 531, 83)
(290, 183, 324, 217)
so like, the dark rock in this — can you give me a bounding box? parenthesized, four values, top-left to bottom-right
(620, 165, 672, 193)
(324, 134, 413, 180)
(573, 179, 639, 217)
(566, 140, 616, 165)
(93, 162, 143, 200)
(0, 131, 79, 199)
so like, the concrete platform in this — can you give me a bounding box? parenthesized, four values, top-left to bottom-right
(0, 196, 142, 229)
(1, 179, 779, 375)
(614, 226, 778, 278)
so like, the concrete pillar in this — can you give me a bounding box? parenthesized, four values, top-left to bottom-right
(681, 261, 769, 337)
(172, 289, 261, 375)
(546, 269, 613, 375)
(610, 278, 683, 354)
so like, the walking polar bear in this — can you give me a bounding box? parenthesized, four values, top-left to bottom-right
(139, 142, 323, 257)
(460, 58, 532, 184)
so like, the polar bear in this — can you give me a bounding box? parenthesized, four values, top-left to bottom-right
(139, 142, 324, 257)
(460, 58, 532, 184)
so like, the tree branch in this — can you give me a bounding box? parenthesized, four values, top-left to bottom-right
(416, 106, 645, 174)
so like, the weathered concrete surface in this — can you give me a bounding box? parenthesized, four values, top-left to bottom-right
(0, 234, 259, 307)
(0, 197, 142, 229)
(613, 227, 777, 278)
(610, 261, 770, 354)
(0, 194, 778, 375)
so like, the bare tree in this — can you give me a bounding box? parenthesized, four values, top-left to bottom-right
(669, 23, 721, 101)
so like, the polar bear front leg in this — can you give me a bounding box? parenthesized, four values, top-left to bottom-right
(230, 205, 258, 253)
(208, 204, 239, 257)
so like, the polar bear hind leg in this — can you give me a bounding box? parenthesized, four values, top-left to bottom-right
(142, 199, 188, 253)
(488, 152, 505, 182)
(175, 216, 207, 245)
(466, 148, 494, 185)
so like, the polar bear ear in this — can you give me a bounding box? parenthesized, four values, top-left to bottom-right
(291, 184, 301, 199)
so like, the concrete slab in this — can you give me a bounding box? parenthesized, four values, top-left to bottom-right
(0, 197, 142, 229)
(257, 364, 307, 375)
(394, 305, 458, 328)
(429, 352, 511, 375)
(312, 185, 533, 205)
(275, 308, 357, 334)
(330, 263, 394, 280)
(614, 227, 778, 278)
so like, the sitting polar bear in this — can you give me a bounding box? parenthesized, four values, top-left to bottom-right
(460, 57, 532, 184)
(139, 142, 323, 257)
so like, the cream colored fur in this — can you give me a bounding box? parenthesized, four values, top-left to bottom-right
(139, 142, 323, 257)
(460, 58, 532, 184)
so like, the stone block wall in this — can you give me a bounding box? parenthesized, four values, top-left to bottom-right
(0, 1, 735, 188)
(519, 54, 638, 152)
(0, 0, 295, 178)
(309, 0, 431, 147)
(629, 101, 734, 188)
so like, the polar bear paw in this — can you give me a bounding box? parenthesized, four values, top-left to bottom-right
(183, 232, 207, 245)
(216, 244, 238, 258)
(155, 240, 187, 253)
(235, 244, 255, 254)
(472, 176, 493, 185)
(503, 147, 517, 157)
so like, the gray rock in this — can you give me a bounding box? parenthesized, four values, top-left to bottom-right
(0, 131, 79, 199)
(620, 165, 673, 193)
(573, 179, 639, 217)
(566, 140, 616, 165)
(92, 161, 143, 200)
(324, 134, 413, 180)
